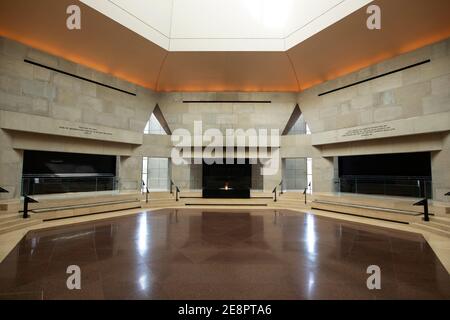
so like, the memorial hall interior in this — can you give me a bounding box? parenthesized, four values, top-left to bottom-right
(0, 0, 449, 300)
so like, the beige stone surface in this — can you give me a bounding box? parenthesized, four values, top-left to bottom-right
(300, 38, 450, 135)
(0, 205, 449, 274)
(159, 92, 297, 134)
(319, 132, 444, 157)
(0, 110, 143, 144)
(296, 38, 450, 201)
(0, 37, 160, 199)
(1, 35, 450, 203)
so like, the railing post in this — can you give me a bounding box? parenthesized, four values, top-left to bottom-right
(145, 188, 149, 204)
(170, 180, 174, 195)
(23, 195, 38, 219)
(176, 186, 180, 201)
(273, 186, 277, 202)
(413, 198, 430, 222)
(23, 197, 29, 219)
(423, 198, 429, 222)
(279, 181, 283, 195)
(302, 182, 311, 204)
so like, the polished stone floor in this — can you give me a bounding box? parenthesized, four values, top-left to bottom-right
(0, 209, 449, 300)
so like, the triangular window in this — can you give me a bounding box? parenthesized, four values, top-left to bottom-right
(282, 104, 311, 135)
(143, 105, 171, 135)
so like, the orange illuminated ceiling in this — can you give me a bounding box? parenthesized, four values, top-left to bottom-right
(0, 0, 449, 92)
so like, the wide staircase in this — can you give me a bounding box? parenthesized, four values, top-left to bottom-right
(179, 190, 273, 207)
(310, 193, 450, 237)
(0, 213, 41, 235)
(269, 191, 311, 210)
(26, 192, 142, 221)
(412, 214, 450, 238)
(0, 191, 142, 234)
(141, 191, 179, 208)
(2, 189, 449, 238)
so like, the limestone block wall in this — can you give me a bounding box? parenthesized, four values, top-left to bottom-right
(0, 37, 158, 133)
(298, 38, 450, 200)
(0, 129, 22, 198)
(171, 162, 191, 190)
(119, 156, 142, 191)
(158, 92, 297, 133)
(0, 37, 159, 198)
(432, 132, 450, 202)
(158, 92, 297, 191)
(1, 35, 449, 201)
(299, 38, 450, 134)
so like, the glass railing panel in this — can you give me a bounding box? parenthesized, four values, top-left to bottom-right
(21, 176, 120, 196)
(335, 176, 432, 198)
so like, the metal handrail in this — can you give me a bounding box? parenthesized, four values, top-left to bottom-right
(175, 186, 180, 202)
(302, 182, 311, 204)
(170, 180, 175, 195)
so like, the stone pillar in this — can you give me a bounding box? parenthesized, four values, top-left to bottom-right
(0, 129, 23, 199)
(171, 162, 191, 190)
(119, 155, 141, 191)
(431, 132, 450, 202)
(262, 152, 282, 192)
(312, 156, 335, 194)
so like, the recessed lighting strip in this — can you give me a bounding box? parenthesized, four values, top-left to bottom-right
(23, 59, 137, 96)
(182, 100, 271, 103)
(318, 59, 431, 97)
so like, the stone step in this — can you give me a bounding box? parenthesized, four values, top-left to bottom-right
(276, 199, 310, 204)
(0, 218, 41, 235)
(270, 200, 310, 206)
(428, 219, 450, 232)
(313, 200, 421, 215)
(311, 201, 421, 224)
(31, 199, 140, 213)
(412, 222, 450, 238)
(250, 191, 273, 198)
(32, 201, 141, 221)
(431, 216, 450, 224)
(279, 192, 306, 199)
(27, 192, 141, 211)
(182, 198, 271, 206)
(142, 198, 179, 208)
(0, 216, 32, 229)
(313, 193, 428, 215)
(0, 213, 22, 222)
(146, 191, 176, 199)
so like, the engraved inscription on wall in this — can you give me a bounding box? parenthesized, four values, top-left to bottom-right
(58, 125, 113, 137)
(341, 124, 396, 138)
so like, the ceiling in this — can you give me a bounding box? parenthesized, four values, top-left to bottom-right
(80, 0, 372, 51)
(0, 0, 449, 92)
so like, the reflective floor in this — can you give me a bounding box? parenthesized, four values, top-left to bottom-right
(0, 209, 449, 300)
